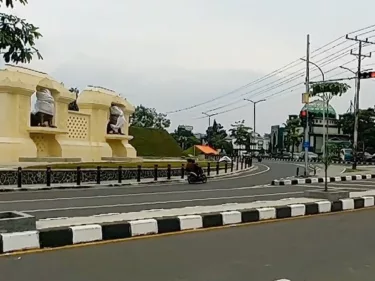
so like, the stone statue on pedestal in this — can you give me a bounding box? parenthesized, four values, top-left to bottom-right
(30, 88, 56, 128)
(107, 103, 126, 135)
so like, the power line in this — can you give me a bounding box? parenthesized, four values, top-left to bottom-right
(166, 24, 375, 115)
(198, 58, 360, 119)
(203, 42, 368, 113)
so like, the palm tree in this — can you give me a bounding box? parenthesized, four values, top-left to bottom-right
(284, 118, 302, 155)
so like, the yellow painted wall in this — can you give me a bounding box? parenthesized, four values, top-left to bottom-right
(0, 65, 137, 163)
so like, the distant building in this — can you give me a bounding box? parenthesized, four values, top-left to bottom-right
(270, 100, 350, 154)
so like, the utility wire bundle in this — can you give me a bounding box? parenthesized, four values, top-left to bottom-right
(165, 24, 375, 120)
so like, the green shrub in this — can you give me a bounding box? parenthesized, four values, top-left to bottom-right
(129, 126, 183, 157)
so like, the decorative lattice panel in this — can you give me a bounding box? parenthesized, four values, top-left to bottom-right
(31, 135, 48, 157)
(67, 113, 89, 140)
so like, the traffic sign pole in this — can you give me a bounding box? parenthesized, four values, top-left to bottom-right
(304, 34, 310, 177)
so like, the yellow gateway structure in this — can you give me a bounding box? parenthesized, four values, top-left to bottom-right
(0, 65, 137, 163)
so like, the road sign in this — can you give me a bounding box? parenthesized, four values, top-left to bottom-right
(303, 141, 310, 148)
(302, 93, 310, 104)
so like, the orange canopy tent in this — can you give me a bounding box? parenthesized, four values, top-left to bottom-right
(194, 145, 219, 155)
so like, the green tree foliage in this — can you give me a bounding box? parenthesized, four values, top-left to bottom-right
(339, 108, 375, 153)
(171, 125, 200, 150)
(311, 82, 350, 98)
(131, 105, 171, 129)
(311, 81, 350, 179)
(0, 0, 43, 64)
(229, 120, 252, 150)
(283, 118, 302, 155)
(205, 120, 232, 154)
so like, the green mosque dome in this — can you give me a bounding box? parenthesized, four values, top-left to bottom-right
(301, 99, 336, 119)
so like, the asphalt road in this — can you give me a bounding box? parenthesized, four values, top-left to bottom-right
(0, 161, 304, 219)
(2, 208, 375, 281)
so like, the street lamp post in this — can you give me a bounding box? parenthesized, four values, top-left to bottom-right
(244, 99, 266, 153)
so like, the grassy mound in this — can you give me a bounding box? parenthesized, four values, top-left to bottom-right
(129, 127, 183, 157)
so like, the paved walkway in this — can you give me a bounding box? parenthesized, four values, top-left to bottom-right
(314, 164, 375, 178)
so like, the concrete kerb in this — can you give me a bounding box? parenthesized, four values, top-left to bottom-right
(271, 173, 375, 186)
(264, 157, 375, 166)
(1, 195, 374, 254)
(0, 165, 256, 192)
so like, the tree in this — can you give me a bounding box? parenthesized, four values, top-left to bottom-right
(0, 0, 43, 64)
(283, 118, 302, 155)
(310, 81, 350, 191)
(339, 108, 375, 153)
(171, 125, 200, 150)
(131, 105, 171, 129)
(229, 120, 252, 150)
(205, 119, 228, 149)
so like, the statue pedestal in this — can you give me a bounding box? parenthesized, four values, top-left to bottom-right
(105, 135, 137, 158)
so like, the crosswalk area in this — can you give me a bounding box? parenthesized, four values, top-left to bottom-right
(293, 178, 375, 191)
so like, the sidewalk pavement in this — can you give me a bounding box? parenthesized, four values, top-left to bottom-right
(0, 164, 256, 192)
(314, 164, 375, 177)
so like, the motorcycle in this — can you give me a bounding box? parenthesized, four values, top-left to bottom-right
(187, 172, 207, 184)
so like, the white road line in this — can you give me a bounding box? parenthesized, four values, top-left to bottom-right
(0, 185, 276, 204)
(300, 184, 368, 191)
(21, 191, 305, 213)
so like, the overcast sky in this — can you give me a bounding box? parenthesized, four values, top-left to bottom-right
(5, 0, 375, 135)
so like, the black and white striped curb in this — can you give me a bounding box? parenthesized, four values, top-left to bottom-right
(272, 174, 375, 185)
(264, 157, 374, 166)
(1, 196, 374, 254)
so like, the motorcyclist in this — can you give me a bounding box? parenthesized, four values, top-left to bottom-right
(192, 160, 203, 176)
(186, 159, 203, 177)
(186, 159, 195, 173)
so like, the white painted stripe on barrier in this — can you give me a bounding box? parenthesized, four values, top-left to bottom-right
(340, 198, 354, 210)
(71, 224, 102, 244)
(289, 204, 305, 217)
(356, 175, 362, 180)
(346, 175, 352, 181)
(257, 207, 276, 220)
(362, 196, 375, 207)
(297, 179, 305, 184)
(317, 201, 331, 213)
(130, 219, 158, 236)
(221, 211, 242, 225)
(1, 231, 39, 253)
(311, 178, 318, 183)
(283, 180, 292, 185)
(366, 174, 372, 179)
(178, 215, 203, 230)
(334, 176, 341, 181)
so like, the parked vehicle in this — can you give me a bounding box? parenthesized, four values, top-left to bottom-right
(281, 152, 292, 159)
(340, 148, 353, 162)
(357, 152, 372, 162)
(299, 151, 318, 161)
(219, 156, 232, 163)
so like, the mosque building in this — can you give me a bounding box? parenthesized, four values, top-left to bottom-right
(270, 100, 351, 155)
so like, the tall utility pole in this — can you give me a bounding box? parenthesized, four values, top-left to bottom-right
(202, 112, 218, 146)
(244, 98, 266, 153)
(346, 35, 375, 169)
(304, 34, 310, 176)
(202, 112, 217, 128)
